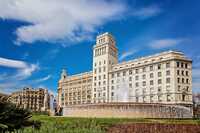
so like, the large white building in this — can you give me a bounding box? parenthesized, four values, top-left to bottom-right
(58, 32, 192, 107)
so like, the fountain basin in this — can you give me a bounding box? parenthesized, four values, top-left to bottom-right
(63, 102, 193, 118)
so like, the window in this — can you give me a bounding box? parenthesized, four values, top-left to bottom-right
(177, 62, 180, 67)
(99, 68, 101, 73)
(158, 79, 162, 84)
(112, 73, 114, 78)
(143, 67, 146, 72)
(103, 81, 106, 85)
(129, 83, 132, 88)
(186, 71, 189, 76)
(104, 60, 106, 64)
(117, 72, 120, 77)
(158, 64, 161, 70)
(103, 67, 106, 72)
(186, 86, 189, 91)
(98, 82, 101, 86)
(158, 72, 162, 77)
(150, 80, 154, 85)
(99, 76, 101, 80)
(111, 80, 114, 84)
(129, 70, 132, 75)
(150, 73, 154, 78)
(186, 79, 189, 84)
(166, 70, 170, 76)
(166, 78, 170, 83)
(142, 81, 146, 86)
(104, 75, 106, 79)
(167, 95, 171, 101)
(182, 94, 185, 101)
(95, 62, 97, 67)
(123, 71, 126, 76)
(166, 62, 170, 68)
(178, 85, 181, 91)
(182, 70, 184, 76)
(185, 63, 188, 69)
(135, 82, 139, 87)
(99, 61, 101, 66)
(182, 78, 185, 83)
(129, 77, 132, 81)
(135, 75, 139, 80)
(150, 65, 153, 71)
(181, 62, 184, 68)
(142, 74, 146, 79)
(177, 78, 180, 83)
(158, 87, 162, 92)
(111, 86, 114, 90)
(135, 69, 139, 74)
(111, 92, 114, 96)
(177, 70, 180, 75)
(94, 76, 97, 80)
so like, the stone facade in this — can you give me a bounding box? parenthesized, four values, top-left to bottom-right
(63, 103, 193, 118)
(58, 70, 92, 106)
(109, 51, 192, 104)
(58, 32, 193, 116)
(10, 87, 50, 111)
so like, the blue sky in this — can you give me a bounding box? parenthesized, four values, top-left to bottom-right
(0, 0, 200, 95)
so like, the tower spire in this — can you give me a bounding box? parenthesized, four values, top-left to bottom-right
(61, 69, 67, 80)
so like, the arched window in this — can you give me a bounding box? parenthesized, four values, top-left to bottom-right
(182, 94, 186, 101)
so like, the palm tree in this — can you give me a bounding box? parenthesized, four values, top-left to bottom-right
(0, 95, 41, 132)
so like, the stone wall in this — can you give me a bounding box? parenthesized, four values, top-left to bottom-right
(63, 103, 193, 118)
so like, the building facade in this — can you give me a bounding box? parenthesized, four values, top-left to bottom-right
(10, 87, 50, 111)
(58, 32, 192, 107)
(58, 70, 92, 106)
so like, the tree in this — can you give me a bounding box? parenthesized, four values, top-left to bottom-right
(0, 96, 41, 132)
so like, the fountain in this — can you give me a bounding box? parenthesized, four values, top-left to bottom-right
(116, 78, 129, 102)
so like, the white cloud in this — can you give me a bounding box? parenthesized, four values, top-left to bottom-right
(16, 64, 39, 80)
(0, 0, 127, 45)
(149, 38, 184, 49)
(0, 1, 163, 45)
(119, 49, 138, 61)
(0, 81, 23, 94)
(34, 75, 52, 83)
(0, 57, 27, 68)
(0, 57, 39, 80)
(0, 74, 50, 94)
(132, 5, 162, 19)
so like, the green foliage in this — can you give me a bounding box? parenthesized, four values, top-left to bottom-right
(2, 114, 200, 133)
(0, 101, 41, 132)
(10, 116, 106, 133)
